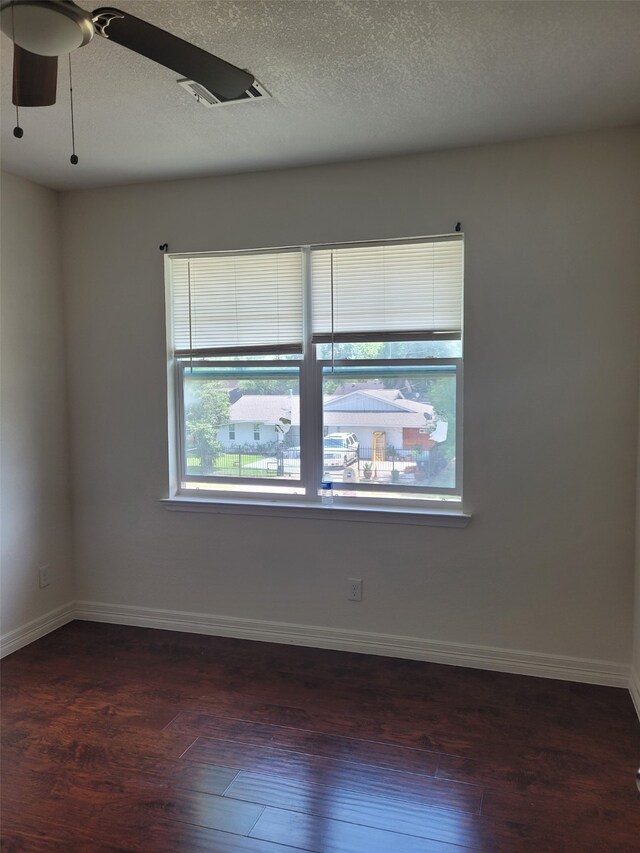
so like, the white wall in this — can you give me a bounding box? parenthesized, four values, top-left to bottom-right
(60, 128, 640, 668)
(633, 375, 640, 713)
(0, 173, 75, 638)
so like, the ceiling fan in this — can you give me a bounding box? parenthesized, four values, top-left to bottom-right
(0, 0, 254, 108)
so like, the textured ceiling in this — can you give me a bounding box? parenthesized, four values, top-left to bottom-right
(1, 0, 639, 190)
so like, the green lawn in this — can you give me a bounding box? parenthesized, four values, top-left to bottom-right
(186, 453, 279, 477)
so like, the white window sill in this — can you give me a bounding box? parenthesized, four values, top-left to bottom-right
(162, 497, 471, 527)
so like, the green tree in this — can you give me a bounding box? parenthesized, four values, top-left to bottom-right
(323, 342, 384, 392)
(185, 382, 230, 473)
(378, 348, 457, 464)
(424, 374, 456, 463)
(237, 378, 295, 395)
(378, 340, 460, 359)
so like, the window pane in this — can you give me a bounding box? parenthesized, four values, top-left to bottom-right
(181, 366, 300, 487)
(311, 238, 463, 340)
(171, 250, 303, 355)
(322, 366, 458, 496)
(316, 340, 462, 360)
(186, 352, 302, 362)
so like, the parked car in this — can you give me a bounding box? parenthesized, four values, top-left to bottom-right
(323, 432, 359, 468)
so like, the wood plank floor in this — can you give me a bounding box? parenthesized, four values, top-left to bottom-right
(1, 621, 638, 852)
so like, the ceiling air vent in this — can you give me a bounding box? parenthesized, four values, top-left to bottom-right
(178, 77, 271, 107)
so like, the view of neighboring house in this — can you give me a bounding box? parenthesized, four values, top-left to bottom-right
(324, 389, 448, 450)
(217, 387, 448, 451)
(220, 393, 300, 447)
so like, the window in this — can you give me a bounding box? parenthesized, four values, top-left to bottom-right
(167, 235, 463, 509)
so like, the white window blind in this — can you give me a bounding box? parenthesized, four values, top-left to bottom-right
(311, 236, 463, 343)
(170, 249, 303, 356)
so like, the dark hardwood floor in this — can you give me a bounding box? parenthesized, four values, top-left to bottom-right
(1, 621, 638, 852)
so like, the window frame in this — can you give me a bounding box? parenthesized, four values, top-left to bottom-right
(168, 238, 464, 513)
(316, 357, 463, 501)
(175, 360, 304, 493)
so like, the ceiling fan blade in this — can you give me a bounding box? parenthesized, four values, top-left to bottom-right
(13, 44, 58, 107)
(92, 7, 254, 100)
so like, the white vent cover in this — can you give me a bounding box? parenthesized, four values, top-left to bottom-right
(177, 77, 270, 107)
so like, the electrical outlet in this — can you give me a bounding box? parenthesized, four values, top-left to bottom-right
(348, 577, 363, 601)
(38, 564, 50, 588)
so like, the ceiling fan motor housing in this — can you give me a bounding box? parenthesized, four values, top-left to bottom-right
(3, 0, 255, 113)
(0, 0, 94, 56)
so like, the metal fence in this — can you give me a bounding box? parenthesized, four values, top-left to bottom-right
(186, 445, 450, 482)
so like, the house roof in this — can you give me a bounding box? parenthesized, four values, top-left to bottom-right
(325, 389, 407, 411)
(330, 382, 398, 396)
(329, 389, 403, 401)
(228, 391, 447, 441)
(325, 411, 433, 429)
(230, 395, 299, 425)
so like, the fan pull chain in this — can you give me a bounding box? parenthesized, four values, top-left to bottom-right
(68, 54, 78, 165)
(13, 99, 22, 139)
(11, 2, 23, 138)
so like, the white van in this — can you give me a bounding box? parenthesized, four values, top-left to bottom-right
(323, 432, 359, 468)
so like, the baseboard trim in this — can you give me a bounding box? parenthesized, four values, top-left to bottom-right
(630, 666, 640, 722)
(0, 602, 76, 658)
(74, 600, 629, 688)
